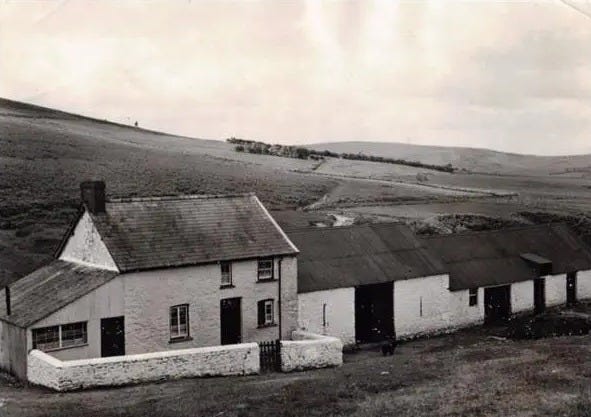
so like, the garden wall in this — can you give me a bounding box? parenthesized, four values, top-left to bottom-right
(281, 331, 343, 372)
(27, 342, 259, 391)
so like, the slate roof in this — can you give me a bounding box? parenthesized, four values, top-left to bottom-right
(288, 223, 446, 293)
(0, 261, 118, 328)
(422, 223, 591, 291)
(88, 194, 298, 272)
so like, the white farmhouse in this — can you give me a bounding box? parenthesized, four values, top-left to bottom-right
(0, 181, 299, 380)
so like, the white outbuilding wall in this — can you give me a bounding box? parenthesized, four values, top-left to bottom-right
(511, 280, 534, 314)
(394, 275, 483, 338)
(578, 270, 591, 299)
(297, 288, 355, 346)
(544, 274, 567, 307)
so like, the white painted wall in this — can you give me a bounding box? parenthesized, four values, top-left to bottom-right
(297, 288, 355, 346)
(577, 270, 591, 300)
(394, 275, 484, 338)
(27, 343, 259, 391)
(28, 277, 125, 360)
(510, 280, 534, 314)
(59, 211, 118, 271)
(281, 331, 342, 372)
(545, 274, 567, 307)
(29, 256, 298, 360)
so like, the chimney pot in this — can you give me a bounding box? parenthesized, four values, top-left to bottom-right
(80, 181, 106, 214)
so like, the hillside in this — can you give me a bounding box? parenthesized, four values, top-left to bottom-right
(309, 141, 591, 176)
(0, 98, 334, 285)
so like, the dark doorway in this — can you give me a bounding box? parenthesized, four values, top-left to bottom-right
(355, 282, 394, 343)
(534, 278, 546, 314)
(101, 316, 125, 357)
(220, 297, 241, 345)
(484, 286, 511, 325)
(567, 272, 577, 305)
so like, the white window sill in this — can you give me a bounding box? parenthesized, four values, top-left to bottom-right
(36, 343, 89, 353)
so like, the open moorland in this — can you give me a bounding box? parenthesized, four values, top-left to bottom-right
(3, 98, 591, 286)
(3, 305, 591, 417)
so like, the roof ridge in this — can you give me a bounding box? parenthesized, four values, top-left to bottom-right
(419, 222, 563, 240)
(107, 192, 256, 203)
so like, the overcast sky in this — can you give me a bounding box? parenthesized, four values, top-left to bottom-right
(1, 1, 591, 155)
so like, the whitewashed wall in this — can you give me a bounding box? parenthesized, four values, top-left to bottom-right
(511, 280, 534, 314)
(545, 274, 567, 307)
(578, 270, 591, 300)
(27, 343, 259, 391)
(28, 277, 125, 360)
(59, 211, 118, 271)
(297, 288, 355, 346)
(394, 275, 483, 338)
(281, 331, 342, 372)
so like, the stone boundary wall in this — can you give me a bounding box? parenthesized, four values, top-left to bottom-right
(27, 342, 259, 391)
(281, 331, 343, 372)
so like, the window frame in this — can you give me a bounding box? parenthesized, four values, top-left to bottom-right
(220, 261, 232, 287)
(258, 299, 275, 327)
(469, 288, 478, 306)
(32, 321, 88, 352)
(169, 304, 190, 341)
(257, 258, 274, 281)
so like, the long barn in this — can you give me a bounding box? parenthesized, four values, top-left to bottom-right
(291, 223, 591, 346)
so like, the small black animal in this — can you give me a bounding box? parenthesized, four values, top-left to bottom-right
(381, 336, 397, 356)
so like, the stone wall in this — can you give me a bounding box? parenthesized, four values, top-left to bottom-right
(545, 274, 567, 307)
(577, 270, 591, 300)
(27, 343, 259, 391)
(280, 331, 343, 372)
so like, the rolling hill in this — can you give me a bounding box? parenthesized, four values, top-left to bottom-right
(0, 98, 334, 285)
(309, 141, 591, 176)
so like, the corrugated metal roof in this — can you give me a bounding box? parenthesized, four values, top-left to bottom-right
(89, 194, 298, 272)
(422, 224, 591, 290)
(289, 224, 446, 293)
(0, 261, 118, 328)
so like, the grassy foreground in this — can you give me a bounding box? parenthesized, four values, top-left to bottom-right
(2, 325, 591, 417)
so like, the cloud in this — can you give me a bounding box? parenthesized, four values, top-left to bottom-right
(1, 0, 590, 155)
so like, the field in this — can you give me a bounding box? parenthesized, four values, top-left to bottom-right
(4, 98, 591, 285)
(3, 307, 591, 417)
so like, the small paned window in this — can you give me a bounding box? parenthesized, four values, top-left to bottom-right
(32, 322, 87, 351)
(170, 304, 190, 340)
(221, 262, 232, 286)
(257, 258, 274, 280)
(469, 288, 478, 306)
(258, 299, 274, 326)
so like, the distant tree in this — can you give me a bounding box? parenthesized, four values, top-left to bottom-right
(235, 145, 245, 152)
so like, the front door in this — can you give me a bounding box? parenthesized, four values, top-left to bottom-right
(221, 297, 241, 345)
(484, 286, 511, 325)
(534, 278, 546, 314)
(567, 272, 577, 305)
(101, 316, 125, 357)
(355, 282, 394, 344)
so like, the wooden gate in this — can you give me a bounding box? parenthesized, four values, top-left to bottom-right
(259, 340, 281, 372)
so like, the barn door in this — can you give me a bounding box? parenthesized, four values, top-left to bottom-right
(355, 282, 394, 343)
(484, 286, 511, 325)
(534, 278, 546, 314)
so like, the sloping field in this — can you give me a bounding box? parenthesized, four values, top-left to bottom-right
(0, 99, 334, 285)
(310, 141, 591, 176)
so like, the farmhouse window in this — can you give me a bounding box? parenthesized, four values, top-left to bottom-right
(257, 258, 274, 280)
(32, 322, 87, 351)
(469, 288, 478, 306)
(170, 304, 189, 340)
(221, 261, 232, 286)
(258, 299, 274, 326)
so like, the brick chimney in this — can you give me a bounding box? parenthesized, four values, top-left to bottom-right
(80, 181, 106, 214)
